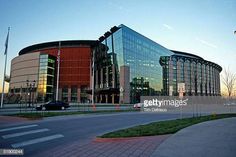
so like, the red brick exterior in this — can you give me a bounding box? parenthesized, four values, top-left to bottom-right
(33, 46, 91, 89)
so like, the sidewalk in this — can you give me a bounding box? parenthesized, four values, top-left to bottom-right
(36, 135, 171, 157)
(0, 115, 30, 126)
(47, 117, 235, 157)
(151, 117, 236, 157)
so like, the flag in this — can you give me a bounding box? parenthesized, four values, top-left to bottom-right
(4, 27, 10, 55)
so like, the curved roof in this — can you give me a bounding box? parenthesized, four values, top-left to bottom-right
(19, 40, 99, 55)
(171, 50, 203, 59)
(169, 50, 222, 71)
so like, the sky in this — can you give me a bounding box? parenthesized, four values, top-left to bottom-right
(0, 0, 236, 94)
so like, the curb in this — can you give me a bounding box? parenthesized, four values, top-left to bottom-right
(94, 134, 171, 142)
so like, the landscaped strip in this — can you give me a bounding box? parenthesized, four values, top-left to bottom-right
(8, 109, 139, 119)
(100, 114, 236, 138)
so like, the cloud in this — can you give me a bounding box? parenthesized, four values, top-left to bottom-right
(162, 24, 174, 30)
(195, 38, 217, 49)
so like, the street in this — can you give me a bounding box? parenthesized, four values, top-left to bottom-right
(0, 112, 190, 156)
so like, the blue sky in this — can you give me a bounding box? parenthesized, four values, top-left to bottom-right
(0, 0, 236, 92)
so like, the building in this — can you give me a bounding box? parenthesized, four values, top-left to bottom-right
(160, 50, 222, 96)
(94, 24, 222, 103)
(9, 40, 106, 103)
(95, 25, 174, 104)
(9, 24, 222, 104)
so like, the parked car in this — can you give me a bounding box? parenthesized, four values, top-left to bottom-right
(133, 103, 143, 109)
(36, 101, 70, 111)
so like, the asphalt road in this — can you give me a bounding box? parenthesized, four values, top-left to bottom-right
(0, 112, 191, 157)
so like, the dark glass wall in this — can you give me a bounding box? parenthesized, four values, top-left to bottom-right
(99, 24, 173, 103)
(160, 54, 222, 96)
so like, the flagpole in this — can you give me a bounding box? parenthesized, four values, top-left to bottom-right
(55, 41, 61, 101)
(1, 27, 10, 108)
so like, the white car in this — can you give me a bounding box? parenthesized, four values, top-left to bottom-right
(133, 103, 143, 109)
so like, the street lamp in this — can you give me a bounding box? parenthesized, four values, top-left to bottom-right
(31, 80, 36, 107)
(26, 80, 36, 107)
(26, 80, 29, 107)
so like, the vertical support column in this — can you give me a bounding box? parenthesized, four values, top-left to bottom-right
(218, 70, 221, 95)
(95, 95, 98, 103)
(95, 70, 98, 89)
(212, 68, 215, 95)
(77, 88, 81, 103)
(106, 66, 109, 88)
(100, 95, 102, 103)
(112, 64, 115, 88)
(202, 65, 204, 95)
(101, 68, 103, 88)
(112, 64, 115, 104)
(112, 94, 115, 104)
(119, 65, 130, 104)
(169, 59, 173, 95)
(206, 66, 208, 95)
(184, 61, 188, 95)
(105, 95, 108, 103)
(68, 87, 71, 103)
(191, 62, 195, 95)
(58, 88, 62, 101)
(176, 59, 180, 81)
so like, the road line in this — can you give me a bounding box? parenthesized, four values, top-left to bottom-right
(0, 125, 38, 132)
(2, 128, 49, 139)
(11, 134, 64, 148)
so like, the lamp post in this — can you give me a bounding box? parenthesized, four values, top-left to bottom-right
(26, 80, 29, 107)
(26, 80, 36, 107)
(31, 80, 36, 107)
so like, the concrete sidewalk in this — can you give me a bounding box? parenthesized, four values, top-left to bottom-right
(0, 115, 31, 126)
(36, 135, 170, 157)
(151, 117, 236, 157)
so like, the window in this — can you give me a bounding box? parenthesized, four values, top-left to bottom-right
(71, 86, 77, 102)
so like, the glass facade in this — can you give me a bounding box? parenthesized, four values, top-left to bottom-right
(37, 54, 56, 102)
(62, 86, 68, 102)
(96, 24, 174, 103)
(121, 25, 173, 99)
(71, 86, 77, 102)
(160, 52, 222, 96)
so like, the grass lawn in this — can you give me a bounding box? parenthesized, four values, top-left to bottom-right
(100, 113, 236, 138)
(9, 109, 139, 119)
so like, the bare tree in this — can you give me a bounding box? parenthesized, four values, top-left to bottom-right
(222, 67, 236, 97)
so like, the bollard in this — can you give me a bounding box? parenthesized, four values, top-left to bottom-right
(92, 104, 96, 111)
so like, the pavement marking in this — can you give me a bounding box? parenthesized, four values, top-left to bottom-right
(11, 134, 64, 148)
(0, 125, 38, 132)
(2, 128, 50, 139)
